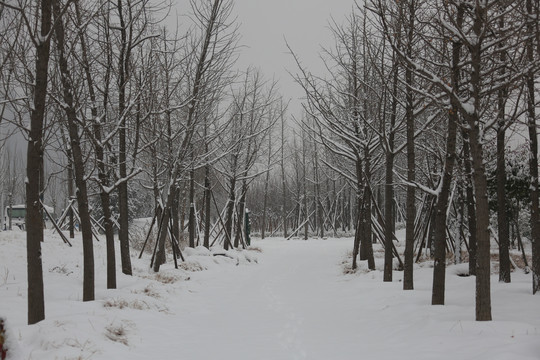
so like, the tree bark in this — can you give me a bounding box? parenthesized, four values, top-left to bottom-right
(463, 129, 477, 276)
(364, 149, 375, 270)
(67, 160, 74, 239)
(403, 0, 416, 291)
(281, 114, 288, 239)
(74, 0, 116, 288)
(470, 3, 491, 320)
(116, 0, 132, 276)
(526, 0, 540, 294)
(262, 133, 272, 239)
(496, 8, 510, 282)
(383, 58, 398, 282)
(203, 165, 211, 248)
(224, 175, 236, 250)
(26, 0, 53, 325)
(188, 166, 196, 248)
(53, 0, 95, 301)
(432, 3, 462, 304)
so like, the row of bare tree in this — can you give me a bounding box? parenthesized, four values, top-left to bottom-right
(283, 0, 540, 322)
(0, 0, 538, 326)
(0, 0, 286, 325)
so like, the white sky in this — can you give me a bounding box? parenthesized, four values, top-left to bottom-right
(173, 0, 356, 115)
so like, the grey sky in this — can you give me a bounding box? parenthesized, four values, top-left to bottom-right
(234, 0, 353, 113)
(174, 0, 354, 114)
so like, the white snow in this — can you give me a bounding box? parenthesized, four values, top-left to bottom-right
(0, 230, 539, 359)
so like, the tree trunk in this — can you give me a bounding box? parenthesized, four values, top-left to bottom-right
(117, 0, 132, 276)
(470, 3, 491, 320)
(382, 26, 401, 281)
(364, 149, 375, 270)
(526, 0, 540, 294)
(235, 182, 247, 248)
(74, 0, 116, 288)
(383, 86, 397, 281)
(403, 0, 416, 291)
(224, 173, 236, 250)
(496, 97, 510, 283)
(53, 0, 95, 301)
(463, 129, 477, 276)
(203, 165, 211, 248)
(262, 134, 272, 239)
(313, 141, 324, 238)
(352, 160, 363, 270)
(171, 185, 180, 246)
(432, 3, 462, 304)
(281, 118, 288, 238)
(189, 166, 196, 248)
(26, 0, 53, 325)
(303, 139, 309, 241)
(68, 161, 74, 239)
(496, 5, 511, 284)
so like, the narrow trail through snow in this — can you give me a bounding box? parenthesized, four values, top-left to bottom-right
(131, 238, 356, 360)
(4, 233, 539, 359)
(128, 238, 539, 360)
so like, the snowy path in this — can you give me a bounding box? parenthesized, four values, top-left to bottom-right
(3, 234, 540, 360)
(126, 238, 540, 360)
(136, 238, 355, 360)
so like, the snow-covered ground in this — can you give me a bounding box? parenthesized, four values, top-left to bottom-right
(1, 229, 539, 359)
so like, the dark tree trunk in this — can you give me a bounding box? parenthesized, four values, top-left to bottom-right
(171, 185, 180, 246)
(116, 0, 132, 276)
(526, 0, 540, 294)
(469, 122, 492, 320)
(431, 110, 458, 304)
(154, 202, 170, 272)
(383, 154, 394, 282)
(53, 0, 95, 301)
(68, 162, 74, 239)
(224, 176, 236, 250)
(496, 123, 510, 283)
(496, 5, 511, 284)
(383, 38, 400, 282)
(364, 150, 375, 270)
(203, 165, 211, 248)
(189, 167, 196, 248)
(302, 134, 309, 240)
(313, 144, 324, 238)
(463, 129, 477, 276)
(235, 180, 248, 248)
(281, 118, 288, 238)
(262, 134, 272, 239)
(403, 0, 416, 291)
(26, 0, 53, 325)
(470, 3, 491, 320)
(74, 0, 116, 288)
(432, 3, 462, 304)
(352, 161, 363, 270)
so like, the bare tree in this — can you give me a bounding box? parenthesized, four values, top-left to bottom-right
(52, 0, 95, 301)
(153, 0, 238, 271)
(526, 0, 540, 294)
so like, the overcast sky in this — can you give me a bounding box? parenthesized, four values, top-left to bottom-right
(174, 0, 355, 115)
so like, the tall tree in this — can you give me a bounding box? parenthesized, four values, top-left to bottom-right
(496, 3, 510, 284)
(52, 0, 95, 301)
(25, 0, 54, 324)
(526, 0, 540, 294)
(402, 0, 417, 291)
(431, 2, 463, 305)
